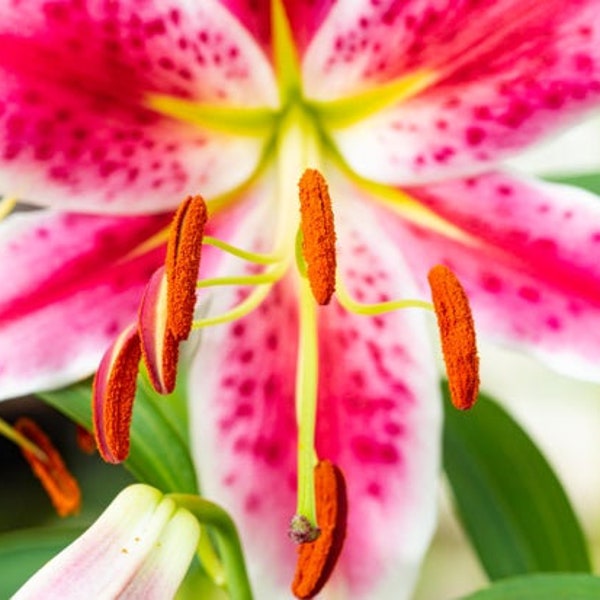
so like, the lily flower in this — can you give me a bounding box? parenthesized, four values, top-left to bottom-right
(1, 1, 600, 598)
(13, 484, 200, 599)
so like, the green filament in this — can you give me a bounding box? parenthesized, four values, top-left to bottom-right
(336, 277, 433, 315)
(192, 283, 273, 330)
(0, 417, 48, 461)
(203, 236, 282, 265)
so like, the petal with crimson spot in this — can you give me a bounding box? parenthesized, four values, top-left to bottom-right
(0, 209, 168, 400)
(306, 0, 600, 184)
(0, 0, 277, 213)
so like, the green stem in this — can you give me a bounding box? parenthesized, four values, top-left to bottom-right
(196, 525, 227, 588)
(168, 494, 253, 600)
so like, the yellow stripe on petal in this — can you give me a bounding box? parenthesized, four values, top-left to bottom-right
(309, 70, 437, 129)
(145, 94, 277, 136)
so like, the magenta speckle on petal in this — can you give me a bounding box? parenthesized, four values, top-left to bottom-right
(518, 286, 541, 303)
(238, 378, 256, 397)
(546, 316, 562, 331)
(465, 126, 486, 146)
(244, 493, 260, 513)
(482, 273, 502, 293)
(351, 435, 400, 465)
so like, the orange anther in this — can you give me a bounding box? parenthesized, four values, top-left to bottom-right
(292, 460, 348, 599)
(428, 265, 480, 410)
(138, 267, 180, 395)
(93, 323, 142, 463)
(15, 417, 81, 517)
(298, 169, 337, 305)
(75, 424, 96, 455)
(165, 195, 207, 341)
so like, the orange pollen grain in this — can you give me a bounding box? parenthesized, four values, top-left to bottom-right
(428, 264, 480, 410)
(298, 169, 337, 305)
(166, 195, 208, 341)
(292, 460, 348, 599)
(15, 417, 81, 517)
(75, 424, 96, 454)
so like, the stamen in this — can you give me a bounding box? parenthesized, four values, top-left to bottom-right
(75, 425, 96, 454)
(138, 267, 180, 395)
(93, 323, 142, 463)
(291, 460, 348, 599)
(298, 169, 337, 305)
(428, 265, 480, 410)
(15, 417, 81, 517)
(166, 195, 208, 342)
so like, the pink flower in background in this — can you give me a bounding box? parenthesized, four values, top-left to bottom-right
(1, 1, 600, 597)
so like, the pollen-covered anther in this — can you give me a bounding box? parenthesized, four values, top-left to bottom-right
(165, 195, 208, 341)
(75, 425, 96, 455)
(428, 264, 480, 410)
(15, 417, 81, 517)
(92, 323, 142, 463)
(291, 460, 348, 599)
(138, 267, 180, 395)
(298, 169, 337, 305)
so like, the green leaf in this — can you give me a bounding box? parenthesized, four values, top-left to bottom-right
(443, 386, 590, 579)
(0, 526, 84, 597)
(544, 172, 600, 195)
(39, 376, 198, 495)
(462, 574, 600, 599)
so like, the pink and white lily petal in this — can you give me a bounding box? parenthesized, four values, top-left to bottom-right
(218, 1, 338, 59)
(219, 0, 271, 53)
(307, 0, 600, 184)
(0, 209, 169, 400)
(0, 0, 277, 213)
(190, 188, 440, 598)
(13, 484, 200, 600)
(317, 192, 441, 599)
(369, 171, 600, 382)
